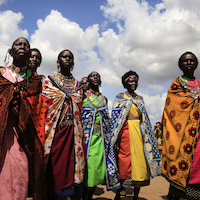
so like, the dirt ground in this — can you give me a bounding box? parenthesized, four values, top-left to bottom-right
(93, 176, 169, 200)
(27, 176, 172, 200)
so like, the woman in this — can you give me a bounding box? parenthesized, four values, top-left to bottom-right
(0, 37, 46, 200)
(81, 71, 120, 200)
(162, 52, 200, 200)
(154, 122, 163, 146)
(29, 48, 42, 74)
(80, 77, 89, 94)
(42, 49, 85, 200)
(111, 70, 161, 200)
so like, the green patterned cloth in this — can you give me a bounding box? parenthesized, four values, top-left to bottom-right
(82, 95, 106, 187)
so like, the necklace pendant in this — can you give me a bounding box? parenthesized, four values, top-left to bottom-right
(15, 67, 20, 73)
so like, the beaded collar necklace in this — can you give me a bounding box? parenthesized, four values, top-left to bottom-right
(87, 89, 106, 108)
(125, 91, 138, 98)
(53, 71, 78, 94)
(178, 75, 200, 99)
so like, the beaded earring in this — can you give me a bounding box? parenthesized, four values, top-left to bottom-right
(70, 65, 74, 72)
(57, 62, 60, 70)
(4, 48, 11, 67)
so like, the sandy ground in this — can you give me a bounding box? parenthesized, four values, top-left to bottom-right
(93, 176, 169, 200)
(27, 176, 171, 200)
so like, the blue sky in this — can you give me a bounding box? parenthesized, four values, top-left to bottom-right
(1, 0, 200, 126)
(0, 0, 109, 36)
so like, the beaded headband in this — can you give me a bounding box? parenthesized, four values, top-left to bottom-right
(125, 75, 138, 82)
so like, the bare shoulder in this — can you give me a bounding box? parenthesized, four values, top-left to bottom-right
(117, 93, 124, 98)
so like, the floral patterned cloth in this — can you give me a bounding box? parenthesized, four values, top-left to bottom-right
(111, 95, 161, 178)
(162, 76, 200, 191)
(42, 75, 85, 185)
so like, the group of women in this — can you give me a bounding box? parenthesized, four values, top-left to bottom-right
(0, 37, 199, 200)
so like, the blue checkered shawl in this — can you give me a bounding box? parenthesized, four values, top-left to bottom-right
(81, 105, 120, 191)
(111, 95, 161, 178)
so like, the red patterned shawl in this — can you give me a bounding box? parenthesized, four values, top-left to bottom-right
(0, 73, 46, 200)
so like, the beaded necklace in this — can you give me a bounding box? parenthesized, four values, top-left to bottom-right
(53, 71, 79, 94)
(89, 89, 100, 96)
(10, 64, 32, 80)
(125, 91, 138, 98)
(11, 63, 26, 73)
(86, 89, 106, 108)
(178, 75, 200, 99)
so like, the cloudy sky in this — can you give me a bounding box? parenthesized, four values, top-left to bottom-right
(1, 0, 200, 126)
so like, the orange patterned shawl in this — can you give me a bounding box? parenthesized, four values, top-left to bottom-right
(162, 77, 200, 191)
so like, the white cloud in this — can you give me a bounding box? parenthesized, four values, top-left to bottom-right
(31, 10, 100, 78)
(138, 91, 167, 126)
(0, 0, 9, 6)
(101, 21, 109, 31)
(148, 84, 164, 92)
(99, 0, 200, 86)
(0, 10, 28, 66)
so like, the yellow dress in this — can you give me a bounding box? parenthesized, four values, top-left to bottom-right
(118, 93, 150, 186)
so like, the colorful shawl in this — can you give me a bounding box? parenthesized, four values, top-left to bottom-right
(162, 77, 200, 190)
(111, 95, 161, 178)
(0, 71, 46, 200)
(42, 76, 85, 184)
(81, 105, 120, 191)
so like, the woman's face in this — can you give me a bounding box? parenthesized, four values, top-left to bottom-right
(125, 75, 138, 93)
(29, 50, 41, 69)
(11, 37, 30, 61)
(58, 50, 74, 70)
(80, 78, 89, 91)
(180, 53, 197, 74)
(88, 72, 101, 86)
